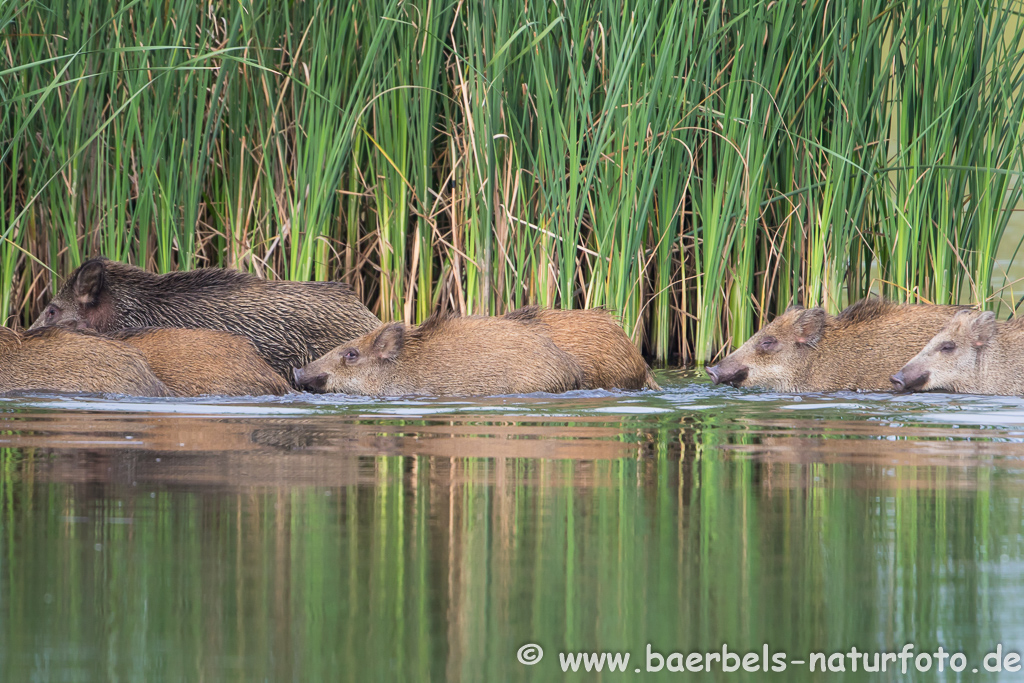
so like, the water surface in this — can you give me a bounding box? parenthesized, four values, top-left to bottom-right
(2, 371, 1023, 681)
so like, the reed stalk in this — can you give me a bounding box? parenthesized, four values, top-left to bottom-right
(2, 0, 1023, 363)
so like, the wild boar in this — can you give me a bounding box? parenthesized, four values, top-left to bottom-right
(891, 310, 1024, 394)
(292, 312, 586, 396)
(706, 298, 970, 392)
(108, 328, 291, 397)
(30, 257, 381, 384)
(0, 326, 169, 396)
(503, 306, 661, 390)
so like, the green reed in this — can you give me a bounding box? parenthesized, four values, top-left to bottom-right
(2, 0, 1024, 363)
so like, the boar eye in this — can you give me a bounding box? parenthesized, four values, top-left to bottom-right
(45, 306, 59, 319)
(342, 349, 359, 362)
(939, 341, 956, 353)
(758, 336, 780, 353)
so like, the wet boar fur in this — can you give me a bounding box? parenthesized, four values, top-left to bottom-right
(503, 306, 660, 390)
(706, 298, 970, 392)
(109, 328, 291, 397)
(293, 312, 586, 396)
(0, 326, 169, 396)
(893, 310, 1024, 395)
(30, 258, 381, 384)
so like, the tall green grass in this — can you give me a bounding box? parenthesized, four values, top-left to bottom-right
(2, 0, 1024, 363)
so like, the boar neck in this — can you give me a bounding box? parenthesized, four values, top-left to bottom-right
(806, 310, 957, 392)
(0, 328, 19, 351)
(973, 322, 1024, 395)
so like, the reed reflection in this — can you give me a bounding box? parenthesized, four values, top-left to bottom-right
(1, 399, 1023, 681)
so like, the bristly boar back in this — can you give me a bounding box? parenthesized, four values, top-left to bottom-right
(0, 326, 170, 397)
(108, 327, 292, 397)
(502, 306, 660, 390)
(30, 258, 381, 385)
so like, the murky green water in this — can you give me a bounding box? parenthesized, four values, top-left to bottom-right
(3, 371, 1024, 681)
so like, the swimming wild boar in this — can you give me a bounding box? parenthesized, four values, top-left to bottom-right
(892, 310, 1024, 395)
(0, 326, 169, 396)
(109, 328, 291, 397)
(30, 257, 381, 384)
(706, 298, 969, 392)
(292, 312, 585, 396)
(503, 306, 660, 390)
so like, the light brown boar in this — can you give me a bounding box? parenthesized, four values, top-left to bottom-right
(29, 257, 381, 385)
(503, 306, 660, 390)
(0, 327, 169, 396)
(891, 310, 1024, 394)
(292, 312, 586, 396)
(108, 328, 291, 397)
(706, 298, 970, 392)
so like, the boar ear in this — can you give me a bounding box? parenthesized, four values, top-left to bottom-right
(785, 304, 805, 313)
(970, 310, 997, 347)
(72, 260, 107, 308)
(373, 323, 405, 360)
(794, 308, 825, 347)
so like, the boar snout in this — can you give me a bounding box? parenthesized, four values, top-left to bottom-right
(890, 372, 906, 392)
(294, 367, 328, 393)
(707, 362, 748, 387)
(891, 367, 929, 393)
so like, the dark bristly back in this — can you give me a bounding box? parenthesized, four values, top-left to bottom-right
(30, 258, 381, 385)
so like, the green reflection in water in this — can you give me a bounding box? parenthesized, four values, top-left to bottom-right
(0, 431, 1021, 682)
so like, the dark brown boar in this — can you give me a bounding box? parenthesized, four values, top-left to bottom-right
(706, 298, 970, 392)
(108, 328, 291, 397)
(503, 306, 660, 390)
(892, 310, 1024, 395)
(30, 257, 381, 385)
(0, 327, 169, 396)
(292, 312, 586, 396)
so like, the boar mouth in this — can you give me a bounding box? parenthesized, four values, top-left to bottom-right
(707, 364, 748, 387)
(293, 368, 329, 393)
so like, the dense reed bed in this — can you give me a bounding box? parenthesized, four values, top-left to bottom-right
(2, 0, 1024, 363)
